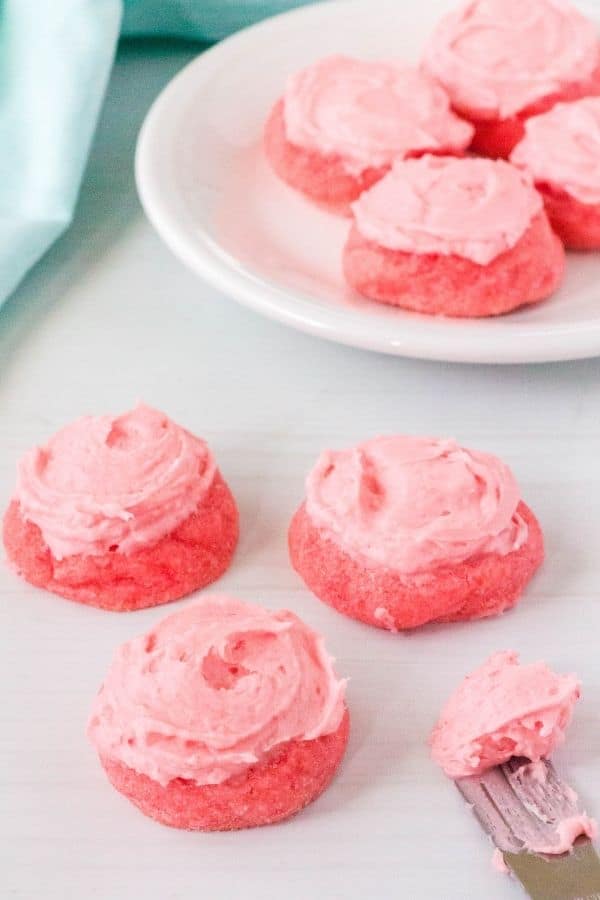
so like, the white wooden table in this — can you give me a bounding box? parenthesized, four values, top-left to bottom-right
(1, 41, 599, 900)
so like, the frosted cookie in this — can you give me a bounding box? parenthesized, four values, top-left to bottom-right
(3, 405, 238, 611)
(343, 155, 564, 316)
(289, 436, 544, 631)
(264, 55, 473, 210)
(88, 596, 349, 830)
(423, 0, 600, 158)
(511, 98, 600, 249)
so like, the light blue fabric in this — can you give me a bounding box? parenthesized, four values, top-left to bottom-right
(0, 0, 312, 305)
(122, 0, 315, 41)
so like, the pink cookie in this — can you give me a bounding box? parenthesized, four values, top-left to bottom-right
(88, 596, 349, 830)
(343, 155, 564, 317)
(423, 0, 600, 159)
(511, 98, 600, 250)
(264, 56, 473, 210)
(101, 716, 350, 832)
(3, 405, 238, 611)
(289, 437, 544, 631)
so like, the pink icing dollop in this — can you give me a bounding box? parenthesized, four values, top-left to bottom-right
(14, 404, 215, 559)
(351, 155, 541, 264)
(430, 651, 581, 778)
(491, 848, 510, 874)
(87, 596, 347, 787)
(511, 97, 600, 205)
(283, 55, 473, 175)
(423, 0, 599, 120)
(532, 815, 599, 854)
(305, 436, 528, 574)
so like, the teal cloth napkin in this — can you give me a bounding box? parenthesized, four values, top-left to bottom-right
(0, 0, 312, 304)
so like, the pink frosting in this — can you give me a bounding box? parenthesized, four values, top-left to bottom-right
(534, 815, 598, 854)
(430, 651, 581, 778)
(511, 98, 600, 205)
(491, 848, 510, 874)
(351, 155, 541, 264)
(14, 404, 215, 559)
(305, 436, 528, 574)
(87, 596, 347, 787)
(283, 55, 473, 175)
(423, 0, 599, 120)
(492, 815, 598, 867)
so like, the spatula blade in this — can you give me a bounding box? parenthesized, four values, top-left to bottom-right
(503, 840, 600, 900)
(456, 757, 600, 899)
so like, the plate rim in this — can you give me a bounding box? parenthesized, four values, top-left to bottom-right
(135, 0, 600, 365)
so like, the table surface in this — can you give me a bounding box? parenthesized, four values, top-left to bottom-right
(1, 41, 599, 900)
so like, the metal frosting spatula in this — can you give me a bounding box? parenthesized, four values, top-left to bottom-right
(456, 757, 600, 899)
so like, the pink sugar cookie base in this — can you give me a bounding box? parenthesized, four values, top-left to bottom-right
(263, 99, 388, 211)
(100, 708, 349, 831)
(3, 472, 239, 611)
(289, 502, 544, 631)
(537, 183, 600, 250)
(342, 211, 564, 317)
(466, 66, 600, 159)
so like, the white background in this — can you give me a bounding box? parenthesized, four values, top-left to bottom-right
(1, 42, 599, 900)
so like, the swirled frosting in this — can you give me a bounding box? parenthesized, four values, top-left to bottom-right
(423, 0, 599, 119)
(87, 596, 347, 786)
(511, 98, 600, 205)
(14, 404, 215, 559)
(283, 55, 473, 175)
(305, 436, 528, 573)
(351, 155, 541, 264)
(430, 651, 581, 778)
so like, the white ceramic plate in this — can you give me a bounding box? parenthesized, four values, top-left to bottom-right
(135, 0, 600, 364)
